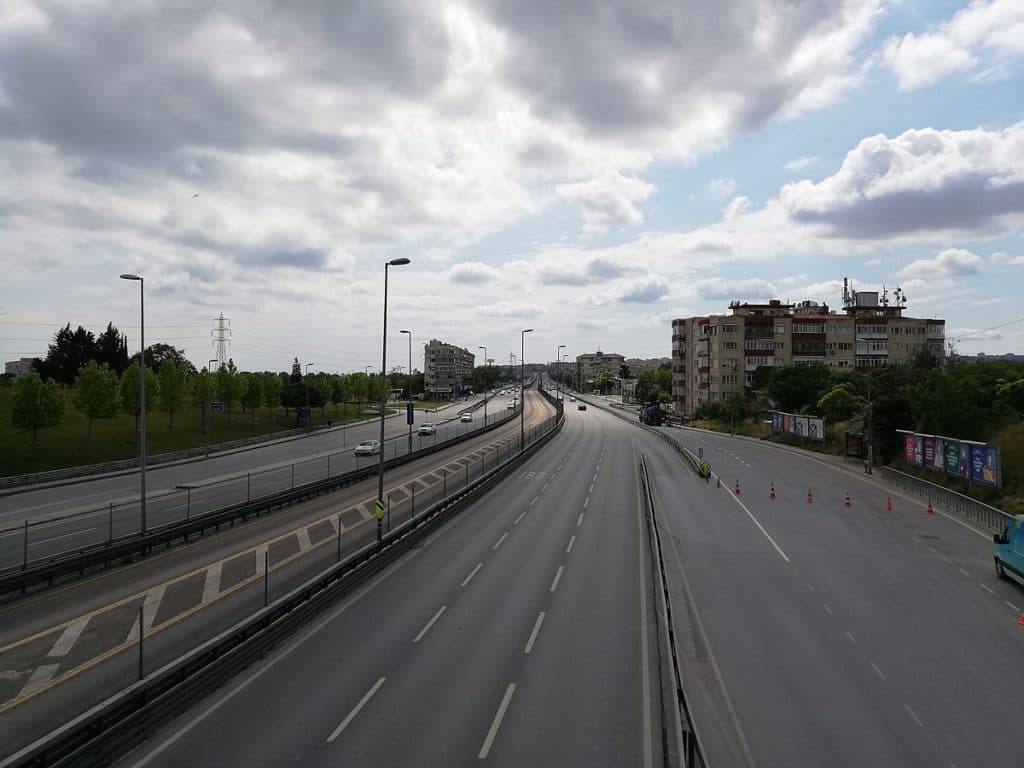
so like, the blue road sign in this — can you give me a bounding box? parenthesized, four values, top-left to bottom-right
(210, 401, 225, 412)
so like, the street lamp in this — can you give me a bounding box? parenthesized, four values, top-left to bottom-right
(378, 257, 410, 542)
(401, 329, 413, 450)
(856, 336, 873, 474)
(207, 358, 217, 457)
(120, 273, 147, 534)
(305, 362, 315, 433)
(478, 345, 487, 425)
(556, 344, 565, 404)
(520, 328, 533, 450)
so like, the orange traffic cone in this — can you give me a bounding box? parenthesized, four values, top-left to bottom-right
(1019, 613, 1024, 626)
(806, 488, 813, 504)
(927, 499, 934, 515)
(844, 492, 851, 508)
(734, 480, 741, 495)
(770, 483, 776, 500)
(885, 497, 893, 512)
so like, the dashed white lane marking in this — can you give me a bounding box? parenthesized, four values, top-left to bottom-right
(943, 557, 953, 565)
(583, 497, 589, 509)
(871, 662, 887, 680)
(589, 484, 594, 494)
(566, 535, 575, 554)
(550, 566, 564, 592)
(981, 584, 995, 595)
(413, 606, 447, 643)
(524, 612, 546, 654)
(126, 585, 166, 643)
(912, 536, 921, 543)
(592, 473, 598, 482)
(927, 546, 937, 553)
(845, 631, 857, 645)
(959, 568, 971, 577)
(479, 683, 516, 759)
(327, 677, 386, 742)
(201, 563, 223, 604)
(823, 603, 834, 616)
(542, 483, 549, 492)
(461, 563, 483, 588)
(806, 583, 815, 592)
(904, 704, 924, 728)
(530, 497, 538, 507)
(493, 532, 509, 550)
(255, 546, 268, 575)
(17, 663, 59, 699)
(577, 513, 584, 527)
(1006, 601, 1021, 612)
(551, 472, 558, 479)
(514, 511, 526, 525)
(47, 616, 90, 658)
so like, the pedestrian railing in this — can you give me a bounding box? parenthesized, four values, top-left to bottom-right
(880, 467, 1011, 533)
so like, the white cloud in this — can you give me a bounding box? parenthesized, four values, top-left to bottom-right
(448, 262, 502, 284)
(556, 169, 656, 233)
(883, 0, 1024, 90)
(722, 195, 751, 221)
(785, 156, 820, 172)
(618, 276, 670, 304)
(896, 248, 984, 279)
(709, 177, 738, 199)
(780, 122, 1024, 239)
(474, 301, 544, 318)
(991, 250, 1024, 265)
(692, 277, 777, 301)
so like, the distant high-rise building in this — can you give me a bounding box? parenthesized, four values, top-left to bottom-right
(670, 279, 945, 417)
(424, 339, 475, 397)
(575, 351, 625, 392)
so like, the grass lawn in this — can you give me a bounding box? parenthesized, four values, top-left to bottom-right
(0, 386, 380, 477)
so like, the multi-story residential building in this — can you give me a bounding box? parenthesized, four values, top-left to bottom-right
(423, 339, 475, 398)
(4, 358, 35, 379)
(575, 351, 625, 392)
(671, 280, 945, 417)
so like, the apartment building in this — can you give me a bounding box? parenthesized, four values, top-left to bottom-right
(671, 280, 945, 417)
(575, 351, 625, 392)
(423, 339, 475, 397)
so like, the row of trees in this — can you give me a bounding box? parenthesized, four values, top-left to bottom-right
(693, 352, 1024, 461)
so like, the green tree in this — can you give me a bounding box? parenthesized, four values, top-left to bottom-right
(12, 371, 65, 446)
(816, 383, 864, 424)
(593, 371, 614, 394)
(241, 372, 263, 424)
(996, 377, 1024, 417)
(94, 322, 130, 375)
(120, 362, 160, 436)
(35, 323, 97, 385)
(158, 359, 189, 433)
(191, 368, 216, 433)
(767, 364, 832, 413)
(73, 360, 119, 438)
(311, 373, 332, 416)
(634, 369, 662, 403)
(261, 371, 283, 422)
(132, 342, 197, 375)
(216, 359, 243, 421)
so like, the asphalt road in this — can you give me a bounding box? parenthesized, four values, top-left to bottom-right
(114, 398, 665, 768)
(0, 392, 520, 568)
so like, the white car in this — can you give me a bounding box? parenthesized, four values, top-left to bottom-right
(353, 440, 381, 456)
(506, 401, 516, 410)
(570, 396, 576, 402)
(418, 423, 437, 436)
(460, 412, 472, 422)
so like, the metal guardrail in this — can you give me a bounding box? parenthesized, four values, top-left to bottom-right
(0, 409, 521, 599)
(0, 410, 565, 768)
(881, 467, 1012, 533)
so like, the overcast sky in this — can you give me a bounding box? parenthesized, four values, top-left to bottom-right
(2, 0, 1023, 373)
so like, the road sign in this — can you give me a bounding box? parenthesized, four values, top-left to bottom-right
(374, 499, 385, 520)
(407, 402, 414, 425)
(210, 401, 225, 412)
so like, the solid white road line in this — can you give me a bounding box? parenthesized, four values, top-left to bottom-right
(414, 606, 447, 643)
(904, 704, 924, 728)
(492, 532, 509, 550)
(478, 683, 516, 759)
(550, 566, 564, 592)
(524, 612, 545, 654)
(514, 511, 526, 525)
(728, 493, 791, 563)
(327, 677, 387, 743)
(981, 584, 995, 595)
(461, 563, 483, 588)
(871, 662, 887, 680)
(566, 535, 575, 554)
(577, 513, 584, 527)
(201, 563, 223, 604)
(47, 616, 90, 658)
(32, 528, 99, 545)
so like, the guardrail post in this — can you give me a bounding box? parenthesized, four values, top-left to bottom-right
(337, 515, 342, 561)
(264, 550, 269, 607)
(465, 461, 469, 488)
(327, 454, 331, 479)
(387, 495, 391, 532)
(412, 483, 416, 518)
(138, 605, 144, 680)
(22, 520, 28, 571)
(291, 464, 295, 490)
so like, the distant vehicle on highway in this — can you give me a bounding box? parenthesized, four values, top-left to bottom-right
(506, 401, 515, 410)
(994, 515, 1024, 587)
(570, 396, 576, 402)
(418, 424, 437, 436)
(353, 440, 381, 456)
(460, 412, 472, 422)
(577, 403, 587, 411)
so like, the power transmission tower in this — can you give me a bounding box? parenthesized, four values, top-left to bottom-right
(212, 313, 231, 369)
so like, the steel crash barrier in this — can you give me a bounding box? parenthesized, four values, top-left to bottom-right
(881, 467, 1011, 533)
(0, 408, 522, 600)
(0, 411, 565, 768)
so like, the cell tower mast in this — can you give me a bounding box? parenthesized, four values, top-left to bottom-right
(212, 313, 231, 369)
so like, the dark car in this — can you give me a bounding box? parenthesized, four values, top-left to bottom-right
(577, 403, 587, 411)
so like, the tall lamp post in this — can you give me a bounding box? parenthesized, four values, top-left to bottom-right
(520, 328, 533, 450)
(207, 358, 217, 456)
(478, 345, 487, 425)
(120, 273, 147, 534)
(305, 362, 315, 433)
(556, 344, 565, 404)
(856, 336, 873, 474)
(378, 258, 410, 542)
(401, 330, 413, 450)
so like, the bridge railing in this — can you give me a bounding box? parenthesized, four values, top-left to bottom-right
(880, 467, 1012, 533)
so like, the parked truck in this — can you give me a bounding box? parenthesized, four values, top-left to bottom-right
(639, 404, 663, 426)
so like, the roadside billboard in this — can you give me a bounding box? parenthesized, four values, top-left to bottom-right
(769, 411, 824, 443)
(900, 431, 1000, 487)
